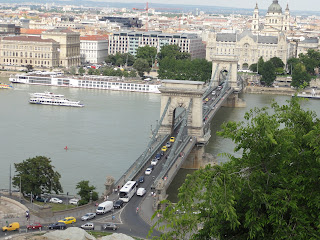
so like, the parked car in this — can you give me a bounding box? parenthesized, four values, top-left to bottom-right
(103, 222, 118, 231)
(69, 198, 80, 205)
(137, 188, 146, 197)
(81, 222, 94, 230)
(36, 197, 48, 203)
(113, 199, 124, 209)
(81, 213, 96, 221)
(138, 176, 145, 183)
(48, 222, 67, 230)
(27, 222, 42, 230)
(151, 159, 158, 166)
(49, 197, 63, 204)
(58, 217, 76, 224)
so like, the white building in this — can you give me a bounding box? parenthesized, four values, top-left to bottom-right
(80, 35, 108, 64)
(108, 31, 206, 59)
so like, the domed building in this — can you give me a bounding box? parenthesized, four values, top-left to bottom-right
(251, 0, 290, 35)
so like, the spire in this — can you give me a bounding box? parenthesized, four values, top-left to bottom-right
(273, 0, 279, 3)
(255, 2, 258, 9)
(286, 3, 289, 11)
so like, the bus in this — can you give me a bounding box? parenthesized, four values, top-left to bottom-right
(119, 181, 137, 202)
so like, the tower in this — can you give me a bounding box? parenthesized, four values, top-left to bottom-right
(252, 2, 259, 34)
(283, 3, 290, 31)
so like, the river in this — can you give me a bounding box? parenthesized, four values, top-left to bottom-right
(1, 76, 319, 200)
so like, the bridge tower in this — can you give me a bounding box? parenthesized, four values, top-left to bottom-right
(158, 80, 207, 142)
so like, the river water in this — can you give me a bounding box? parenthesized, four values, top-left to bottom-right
(1, 77, 319, 199)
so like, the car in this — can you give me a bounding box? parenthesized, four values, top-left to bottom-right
(155, 153, 161, 160)
(58, 217, 76, 224)
(81, 213, 96, 221)
(27, 222, 43, 230)
(103, 222, 118, 231)
(48, 222, 67, 230)
(81, 222, 94, 230)
(138, 176, 145, 183)
(151, 159, 158, 166)
(36, 197, 48, 203)
(113, 199, 124, 209)
(161, 146, 167, 152)
(166, 142, 171, 148)
(170, 137, 175, 143)
(2, 222, 19, 232)
(145, 168, 152, 175)
(136, 188, 146, 196)
(69, 198, 80, 205)
(49, 197, 63, 204)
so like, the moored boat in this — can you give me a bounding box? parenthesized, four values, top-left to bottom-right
(0, 83, 13, 89)
(10, 72, 161, 94)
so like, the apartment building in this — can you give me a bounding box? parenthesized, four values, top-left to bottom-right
(0, 35, 60, 68)
(0, 23, 20, 36)
(80, 35, 108, 64)
(108, 31, 206, 59)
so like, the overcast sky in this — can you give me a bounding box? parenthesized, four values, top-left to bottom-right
(102, 0, 317, 12)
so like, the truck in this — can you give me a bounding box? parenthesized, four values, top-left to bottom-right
(2, 222, 20, 232)
(96, 201, 113, 215)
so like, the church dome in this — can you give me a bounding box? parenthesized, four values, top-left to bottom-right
(268, 0, 282, 13)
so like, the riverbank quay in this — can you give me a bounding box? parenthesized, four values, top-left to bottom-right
(244, 86, 296, 95)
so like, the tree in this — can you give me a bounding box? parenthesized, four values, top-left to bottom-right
(299, 49, 320, 75)
(76, 180, 99, 205)
(291, 63, 311, 88)
(78, 67, 85, 76)
(249, 63, 257, 72)
(158, 44, 191, 61)
(150, 98, 320, 240)
(269, 56, 284, 68)
(287, 57, 300, 74)
(136, 45, 157, 67)
(133, 58, 151, 78)
(12, 156, 63, 196)
(260, 60, 276, 86)
(70, 66, 76, 75)
(257, 56, 264, 74)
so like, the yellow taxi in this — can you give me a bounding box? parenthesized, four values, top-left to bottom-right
(170, 137, 175, 143)
(161, 146, 168, 152)
(58, 217, 76, 224)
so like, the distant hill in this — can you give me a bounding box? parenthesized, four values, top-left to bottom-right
(0, 0, 319, 16)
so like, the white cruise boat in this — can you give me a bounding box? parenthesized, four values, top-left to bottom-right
(10, 72, 161, 94)
(29, 92, 84, 107)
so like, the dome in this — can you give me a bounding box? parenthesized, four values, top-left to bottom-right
(268, 0, 282, 13)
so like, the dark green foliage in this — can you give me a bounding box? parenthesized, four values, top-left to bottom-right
(287, 57, 300, 74)
(149, 98, 320, 240)
(249, 63, 257, 72)
(136, 45, 157, 67)
(158, 44, 191, 61)
(12, 156, 63, 196)
(76, 180, 99, 205)
(133, 58, 151, 77)
(78, 67, 85, 76)
(260, 60, 276, 86)
(257, 56, 264, 74)
(269, 57, 285, 68)
(105, 53, 135, 67)
(291, 63, 311, 88)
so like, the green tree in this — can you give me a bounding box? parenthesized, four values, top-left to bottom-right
(260, 60, 276, 86)
(133, 58, 151, 77)
(269, 56, 285, 68)
(70, 66, 76, 75)
(291, 62, 311, 88)
(249, 63, 257, 72)
(136, 45, 157, 67)
(257, 56, 264, 74)
(78, 67, 85, 76)
(12, 156, 63, 196)
(287, 57, 300, 74)
(76, 180, 99, 205)
(299, 49, 320, 75)
(150, 98, 320, 240)
(158, 44, 191, 61)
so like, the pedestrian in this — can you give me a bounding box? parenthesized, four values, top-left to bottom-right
(104, 195, 106, 201)
(107, 195, 109, 200)
(112, 215, 115, 220)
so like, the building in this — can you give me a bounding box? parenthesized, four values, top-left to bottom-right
(251, 0, 290, 36)
(206, 30, 290, 70)
(108, 31, 206, 59)
(0, 35, 59, 68)
(99, 17, 142, 29)
(80, 35, 108, 64)
(0, 24, 20, 36)
(41, 28, 80, 68)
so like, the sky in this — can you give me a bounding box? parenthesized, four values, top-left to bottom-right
(100, 0, 317, 12)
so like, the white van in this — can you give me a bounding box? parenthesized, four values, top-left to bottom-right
(96, 201, 113, 215)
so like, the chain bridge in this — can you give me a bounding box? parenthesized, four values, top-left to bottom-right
(105, 55, 245, 210)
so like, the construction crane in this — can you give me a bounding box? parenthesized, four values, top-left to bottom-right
(133, 2, 149, 31)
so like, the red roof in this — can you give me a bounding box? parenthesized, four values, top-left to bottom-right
(2, 35, 57, 43)
(20, 28, 46, 35)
